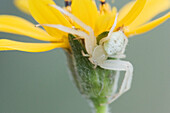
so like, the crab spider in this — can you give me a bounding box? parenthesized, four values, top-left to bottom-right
(37, 4, 133, 104)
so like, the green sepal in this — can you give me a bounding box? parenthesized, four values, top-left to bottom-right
(67, 34, 119, 107)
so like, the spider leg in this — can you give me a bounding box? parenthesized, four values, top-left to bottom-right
(73, 37, 81, 40)
(99, 13, 118, 45)
(112, 71, 120, 95)
(50, 4, 93, 34)
(81, 50, 89, 57)
(109, 54, 126, 59)
(36, 24, 88, 39)
(36, 24, 93, 54)
(108, 13, 119, 37)
(106, 71, 120, 98)
(99, 60, 133, 105)
(50, 4, 96, 51)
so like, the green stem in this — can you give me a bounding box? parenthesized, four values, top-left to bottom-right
(94, 104, 109, 113)
(90, 97, 109, 113)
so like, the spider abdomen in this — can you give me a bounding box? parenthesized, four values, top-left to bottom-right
(104, 31, 126, 55)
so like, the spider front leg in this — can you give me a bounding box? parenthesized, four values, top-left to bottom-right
(99, 60, 133, 105)
(99, 13, 118, 45)
(36, 24, 94, 55)
(50, 4, 96, 53)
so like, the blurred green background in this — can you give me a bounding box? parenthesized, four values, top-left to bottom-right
(0, 0, 170, 113)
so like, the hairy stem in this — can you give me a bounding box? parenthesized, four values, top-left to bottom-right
(90, 97, 109, 113)
(93, 104, 109, 113)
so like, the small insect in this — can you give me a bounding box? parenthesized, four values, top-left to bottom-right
(37, 4, 133, 104)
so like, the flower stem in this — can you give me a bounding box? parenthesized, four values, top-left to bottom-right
(90, 97, 109, 113)
(94, 104, 109, 113)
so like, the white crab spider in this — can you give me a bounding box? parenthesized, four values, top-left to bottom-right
(37, 4, 133, 104)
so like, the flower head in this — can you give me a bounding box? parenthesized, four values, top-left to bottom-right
(0, 0, 169, 52)
(0, 0, 169, 111)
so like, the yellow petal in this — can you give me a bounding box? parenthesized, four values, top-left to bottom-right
(0, 47, 14, 51)
(118, 1, 134, 22)
(0, 15, 57, 41)
(117, 0, 147, 27)
(128, 0, 170, 29)
(29, 0, 72, 40)
(125, 12, 170, 37)
(0, 39, 66, 52)
(94, 7, 117, 36)
(71, 0, 98, 29)
(14, 0, 30, 14)
(108, 7, 117, 30)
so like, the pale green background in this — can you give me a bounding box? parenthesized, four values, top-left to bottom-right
(0, 0, 170, 113)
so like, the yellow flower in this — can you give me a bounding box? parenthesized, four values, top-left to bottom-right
(0, 0, 169, 52)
